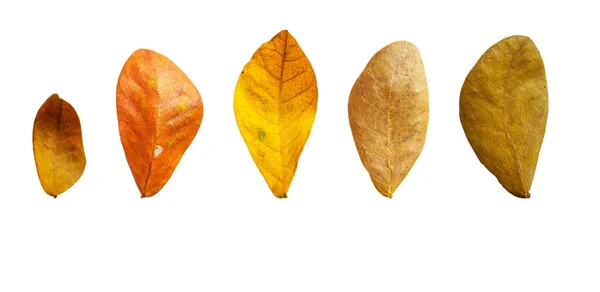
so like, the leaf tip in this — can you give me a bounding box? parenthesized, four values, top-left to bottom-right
(513, 191, 531, 199)
(132, 48, 152, 55)
(43, 188, 60, 198)
(505, 34, 533, 42)
(393, 40, 416, 47)
(274, 29, 291, 41)
(129, 48, 163, 63)
(375, 186, 395, 198)
(381, 40, 420, 56)
(40, 93, 62, 110)
(140, 189, 159, 199)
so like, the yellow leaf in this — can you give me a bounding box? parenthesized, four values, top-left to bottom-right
(348, 41, 429, 198)
(460, 35, 548, 198)
(32, 94, 86, 197)
(234, 30, 317, 198)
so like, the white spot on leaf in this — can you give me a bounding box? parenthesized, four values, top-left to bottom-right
(154, 145, 163, 157)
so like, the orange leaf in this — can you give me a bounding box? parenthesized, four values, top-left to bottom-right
(33, 94, 86, 197)
(117, 49, 204, 198)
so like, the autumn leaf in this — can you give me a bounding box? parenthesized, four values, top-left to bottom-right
(117, 49, 204, 198)
(460, 35, 548, 198)
(348, 41, 429, 198)
(234, 30, 317, 198)
(33, 94, 86, 197)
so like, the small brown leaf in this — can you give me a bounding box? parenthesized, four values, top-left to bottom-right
(459, 35, 548, 198)
(33, 94, 86, 197)
(117, 49, 204, 198)
(348, 41, 429, 198)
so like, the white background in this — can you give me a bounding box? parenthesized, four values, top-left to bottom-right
(1, 0, 598, 291)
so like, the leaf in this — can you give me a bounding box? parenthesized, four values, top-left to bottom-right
(348, 41, 429, 198)
(459, 35, 548, 198)
(33, 94, 86, 197)
(234, 30, 318, 198)
(117, 49, 204, 198)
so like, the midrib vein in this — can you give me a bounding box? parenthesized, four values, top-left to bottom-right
(277, 32, 289, 185)
(502, 49, 528, 195)
(143, 75, 160, 196)
(52, 98, 64, 197)
(386, 64, 398, 195)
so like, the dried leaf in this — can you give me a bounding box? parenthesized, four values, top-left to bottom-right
(33, 94, 86, 197)
(117, 49, 204, 198)
(348, 41, 429, 198)
(459, 35, 548, 198)
(234, 30, 317, 198)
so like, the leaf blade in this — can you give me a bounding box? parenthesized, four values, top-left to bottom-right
(234, 30, 318, 198)
(116, 49, 204, 198)
(348, 41, 429, 198)
(32, 94, 86, 197)
(459, 35, 548, 198)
